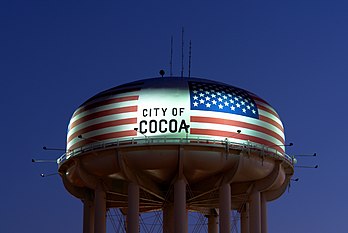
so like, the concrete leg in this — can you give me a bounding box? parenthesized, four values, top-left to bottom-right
(241, 203, 249, 233)
(219, 183, 231, 233)
(127, 182, 139, 233)
(94, 186, 106, 233)
(250, 191, 261, 233)
(163, 204, 174, 233)
(261, 193, 267, 233)
(83, 199, 94, 233)
(174, 179, 186, 233)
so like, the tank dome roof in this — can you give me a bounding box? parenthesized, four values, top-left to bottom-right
(67, 77, 285, 154)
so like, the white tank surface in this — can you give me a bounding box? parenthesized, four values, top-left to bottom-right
(58, 77, 294, 233)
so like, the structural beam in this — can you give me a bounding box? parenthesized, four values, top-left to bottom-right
(261, 193, 267, 233)
(83, 199, 94, 233)
(127, 182, 139, 233)
(207, 211, 218, 233)
(241, 203, 249, 233)
(163, 204, 174, 233)
(94, 185, 106, 233)
(174, 179, 187, 233)
(219, 183, 231, 233)
(249, 191, 261, 233)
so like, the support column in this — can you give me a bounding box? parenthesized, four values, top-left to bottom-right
(219, 183, 231, 233)
(127, 182, 139, 233)
(94, 185, 106, 233)
(240, 203, 249, 233)
(249, 191, 261, 233)
(174, 179, 186, 233)
(261, 193, 267, 233)
(83, 199, 94, 233)
(163, 204, 174, 233)
(207, 212, 218, 233)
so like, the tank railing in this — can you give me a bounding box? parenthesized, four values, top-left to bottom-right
(57, 137, 293, 165)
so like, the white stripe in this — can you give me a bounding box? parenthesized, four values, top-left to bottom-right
(73, 91, 140, 115)
(258, 109, 283, 128)
(67, 124, 137, 149)
(191, 110, 284, 139)
(190, 122, 283, 146)
(255, 100, 280, 117)
(67, 112, 137, 138)
(69, 100, 138, 128)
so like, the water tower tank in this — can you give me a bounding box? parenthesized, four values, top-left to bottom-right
(58, 77, 294, 233)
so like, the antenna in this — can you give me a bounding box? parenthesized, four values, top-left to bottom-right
(170, 36, 173, 77)
(188, 40, 192, 78)
(181, 27, 184, 78)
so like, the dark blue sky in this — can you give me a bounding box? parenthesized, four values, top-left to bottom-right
(1, 0, 347, 232)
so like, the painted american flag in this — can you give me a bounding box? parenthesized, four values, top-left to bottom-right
(188, 81, 285, 153)
(66, 81, 142, 150)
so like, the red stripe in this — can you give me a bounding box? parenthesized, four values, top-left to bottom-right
(257, 104, 280, 119)
(190, 128, 284, 153)
(73, 96, 139, 117)
(251, 94, 270, 105)
(69, 130, 137, 150)
(251, 94, 280, 118)
(67, 118, 137, 143)
(70, 106, 138, 129)
(190, 116, 284, 144)
(259, 115, 284, 132)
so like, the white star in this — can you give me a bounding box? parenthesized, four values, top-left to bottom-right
(205, 96, 211, 101)
(205, 91, 210, 94)
(211, 94, 216, 98)
(247, 105, 251, 109)
(236, 103, 241, 108)
(211, 89, 215, 93)
(251, 103, 255, 107)
(199, 88, 203, 91)
(212, 100, 217, 105)
(227, 93, 232, 97)
(252, 109, 256, 114)
(217, 92, 221, 96)
(241, 101, 245, 105)
(218, 97, 223, 102)
(199, 99, 205, 104)
(229, 99, 234, 103)
(218, 104, 223, 109)
(223, 95, 227, 99)
(199, 93, 205, 97)
(242, 108, 246, 113)
(193, 95, 198, 100)
(224, 101, 229, 106)
(193, 90, 198, 94)
(231, 106, 235, 111)
(245, 99, 249, 103)
(193, 102, 198, 107)
(206, 103, 211, 108)
(234, 97, 239, 101)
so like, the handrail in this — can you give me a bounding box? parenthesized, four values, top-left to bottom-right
(57, 137, 293, 165)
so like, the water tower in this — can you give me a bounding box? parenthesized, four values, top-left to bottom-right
(57, 77, 294, 233)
